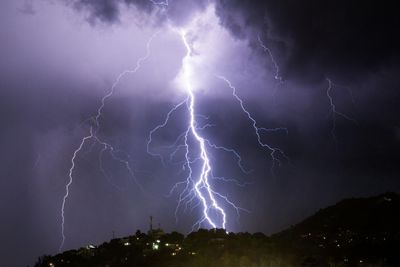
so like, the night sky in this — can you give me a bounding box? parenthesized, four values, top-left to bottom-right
(1, 0, 399, 266)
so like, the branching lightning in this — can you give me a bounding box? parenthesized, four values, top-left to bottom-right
(148, 30, 236, 230)
(60, 1, 290, 247)
(258, 33, 358, 152)
(59, 31, 158, 251)
(216, 76, 290, 172)
(147, 98, 188, 166)
(147, 24, 288, 230)
(258, 35, 358, 149)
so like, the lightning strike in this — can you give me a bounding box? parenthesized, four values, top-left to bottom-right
(94, 31, 159, 131)
(147, 98, 188, 165)
(59, 32, 158, 251)
(97, 137, 145, 193)
(182, 30, 228, 229)
(146, 4, 288, 231)
(216, 75, 290, 172)
(147, 27, 250, 230)
(257, 34, 282, 83)
(62, 1, 288, 243)
(325, 78, 358, 147)
(60, 127, 94, 252)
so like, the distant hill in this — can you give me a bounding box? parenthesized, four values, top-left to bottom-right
(33, 192, 400, 267)
(277, 192, 400, 237)
(273, 192, 400, 265)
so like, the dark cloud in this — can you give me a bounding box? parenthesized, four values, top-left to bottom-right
(214, 0, 400, 83)
(18, 0, 36, 15)
(73, 0, 122, 23)
(69, 0, 208, 26)
(2, 1, 400, 266)
(68, 0, 400, 83)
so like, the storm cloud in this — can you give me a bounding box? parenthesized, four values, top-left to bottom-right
(0, 1, 399, 266)
(215, 0, 400, 83)
(68, 0, 209, 26)
(68, 0, 400, 82)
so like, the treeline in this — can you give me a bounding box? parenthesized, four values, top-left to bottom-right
(34, 228, 397, 267)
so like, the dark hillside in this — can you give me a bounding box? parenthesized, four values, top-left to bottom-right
(34, 193, 400, 267)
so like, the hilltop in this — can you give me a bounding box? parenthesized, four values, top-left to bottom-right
(34, 192, 400, 267)
(273, 192, 400, 265)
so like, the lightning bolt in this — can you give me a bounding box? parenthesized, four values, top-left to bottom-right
(258, 34, 357, 150)
(61, 1, 289, 244)
(60, 127, 94, 252)
(145, 3, 290, 230)
(182, 30, 228, 229)
(147, 28, 253, 231)
(216, 76, 290, 173)
(325, 78, 358, 148)
(257, 34, 282, 84)
(97, 136, 145, 192)
(59, 31, 158, 252)
(147, 98, 188, 166)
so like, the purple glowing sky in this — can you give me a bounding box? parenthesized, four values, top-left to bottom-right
(0, 0, 399, 266)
